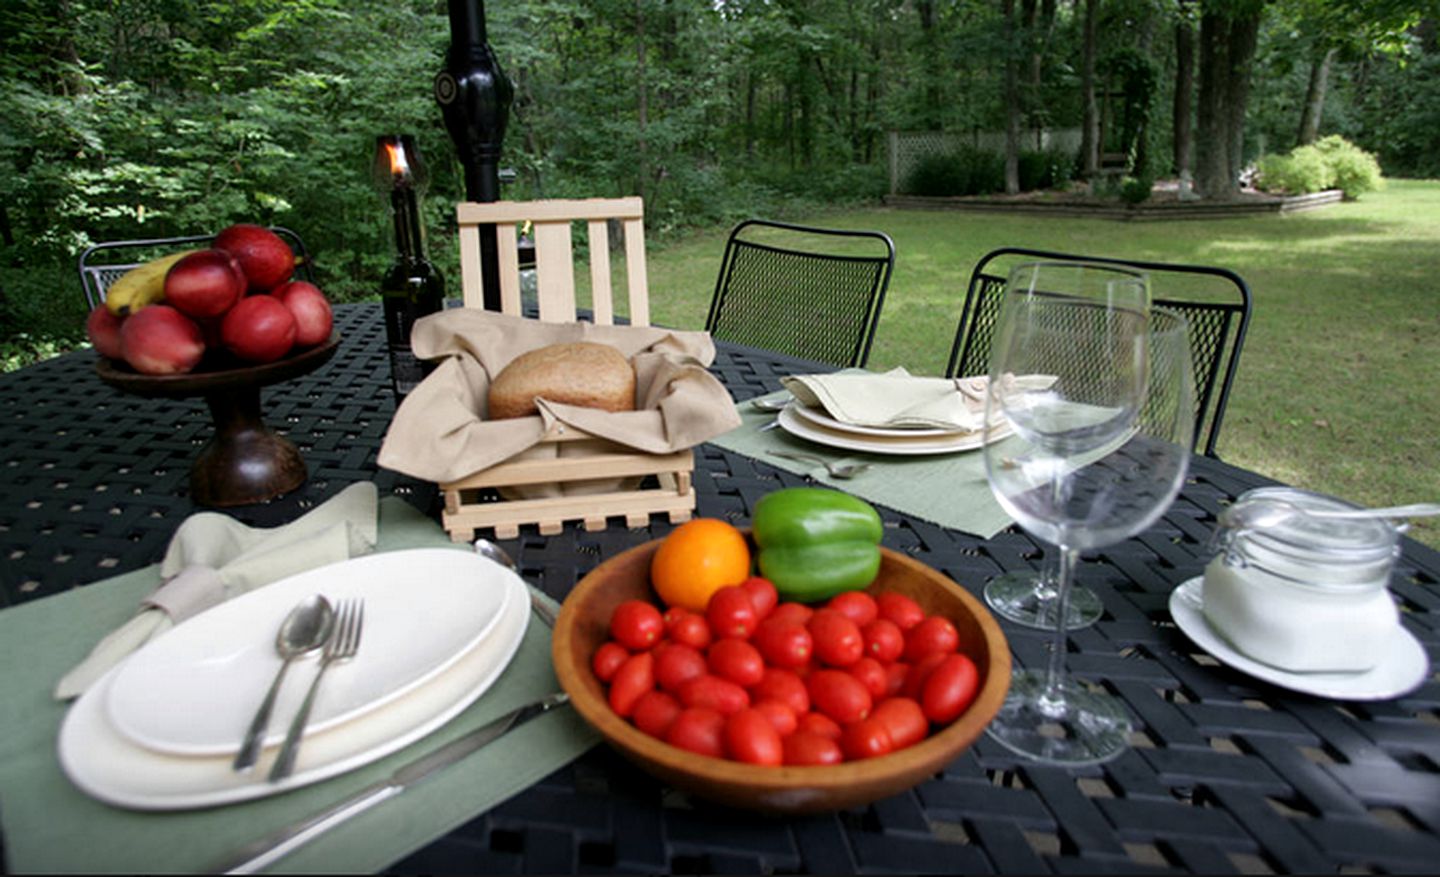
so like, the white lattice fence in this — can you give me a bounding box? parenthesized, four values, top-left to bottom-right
(888, 128, 1082, 194)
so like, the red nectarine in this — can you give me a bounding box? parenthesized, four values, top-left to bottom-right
(86, 305, 125, 360)
(221, 295, 296, 363)
(120, 305, 205, 375)
(164, 249, 246, 319)
(214, 224, 295, 293)
(274, 281, 333, 347)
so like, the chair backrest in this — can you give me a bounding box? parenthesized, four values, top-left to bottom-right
(705, 219, 895, 368)
(946, 246, 1253, 458)
(455, 197, 649, 326)
(76, 227, 313, 311)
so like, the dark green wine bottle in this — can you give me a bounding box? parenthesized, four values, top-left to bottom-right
(381, 185, 444, 400)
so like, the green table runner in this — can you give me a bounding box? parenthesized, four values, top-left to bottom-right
(0, 497, 598, 874)
(709, 396, 1017, 540)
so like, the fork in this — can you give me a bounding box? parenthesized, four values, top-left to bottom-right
(268, 597, 365, 782)
(767, 450, 872, 480)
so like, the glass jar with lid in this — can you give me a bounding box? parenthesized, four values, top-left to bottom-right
(1202, 487, 1402, 672)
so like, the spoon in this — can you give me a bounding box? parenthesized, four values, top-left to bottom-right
(473, 538, 559, 628)
(232, 594, 334, 772)
(767, 450, 872, 480)
(1220, 499, 1440, 532)
(749, 394, 793, 412)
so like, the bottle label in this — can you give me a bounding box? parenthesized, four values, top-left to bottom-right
(389, 345, 429, 398)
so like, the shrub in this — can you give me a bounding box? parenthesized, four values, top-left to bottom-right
(1119, 176, 1154, 205)
(1255, 147, 1334, 195)
(904, 153, 971, 197)
(1312, 136, 1383, 200)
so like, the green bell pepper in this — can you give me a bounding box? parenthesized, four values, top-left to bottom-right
(752, 487, 883, 602)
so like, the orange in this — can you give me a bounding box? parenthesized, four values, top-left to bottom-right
(651, 518, 752, 611)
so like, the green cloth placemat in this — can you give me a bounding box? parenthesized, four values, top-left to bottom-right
(708, 396, 1016, 540)
(0, 496, 598, 874)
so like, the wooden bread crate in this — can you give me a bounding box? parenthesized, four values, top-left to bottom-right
(439, 420, 695, 540)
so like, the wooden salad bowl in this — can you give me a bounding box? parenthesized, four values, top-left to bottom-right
(551, 537, 1012, 814)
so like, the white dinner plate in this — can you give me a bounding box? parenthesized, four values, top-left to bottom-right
(106, 548, 513, 756)
(57, 564, 530, 810)
(1169, 577, 1430, 701)
(777, 405, 1012, 456)
(787, 402, 973, 438)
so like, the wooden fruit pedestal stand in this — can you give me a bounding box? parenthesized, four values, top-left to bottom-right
(94, 333, 341, 507)
(439, 420, 696, 540)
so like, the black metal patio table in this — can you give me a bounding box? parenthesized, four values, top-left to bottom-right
(1, 302, 1437, 873)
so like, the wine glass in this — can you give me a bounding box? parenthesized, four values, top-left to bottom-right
(982, 261, 1152, 631)
(982, 300, 1195, 766)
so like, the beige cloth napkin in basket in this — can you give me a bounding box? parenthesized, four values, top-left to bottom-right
(377, 309, 741, 486)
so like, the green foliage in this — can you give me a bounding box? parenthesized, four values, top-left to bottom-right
(1313, 136, 1384, 199)
(1256, 147, 1335, 194)
(1255, 136, 1383, 198)
(1119, 176, 1154, 204)
(905, 146, 1073, 197)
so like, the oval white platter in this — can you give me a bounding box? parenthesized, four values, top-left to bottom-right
(106, 548, 513, 755)
(58, 560, 530, 810)
(778, 404, 1009, 456)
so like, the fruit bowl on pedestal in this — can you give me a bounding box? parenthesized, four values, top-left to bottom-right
(94, 332, 341, 507)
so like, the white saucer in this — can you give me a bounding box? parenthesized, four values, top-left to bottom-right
(57, 566, 530, 810)
(107, 549, 513, 755)
(787, 402, 971, 438)
(778, 405, 1009, 456)
(1169, 577, 1430, 701)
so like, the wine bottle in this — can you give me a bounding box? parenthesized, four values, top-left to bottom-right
(376, 135, 444, 400)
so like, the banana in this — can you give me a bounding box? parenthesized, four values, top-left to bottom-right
(104, 250, 198, 316)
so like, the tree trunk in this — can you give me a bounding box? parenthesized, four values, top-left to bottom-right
(1194, 3, 1261, 200)
(1173, 0, 1195, 176)
(1002, 0, 1021, 193)
(635, 0, 649, 198)
(1079, 0, 1100, 179)
(1296, 47, 1337, 145)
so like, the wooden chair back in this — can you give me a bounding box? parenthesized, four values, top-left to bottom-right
(455, 197, 649, 326)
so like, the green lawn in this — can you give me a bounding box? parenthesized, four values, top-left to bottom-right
(642, 179, 1440, 550)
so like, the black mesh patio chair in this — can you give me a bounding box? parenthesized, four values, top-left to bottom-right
(946, 247, 1252, 458)
(77, 227, 314, 310)
(705, 219, 895, 368)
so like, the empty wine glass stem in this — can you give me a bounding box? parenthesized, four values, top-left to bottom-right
(1043, 546, 1081, 705)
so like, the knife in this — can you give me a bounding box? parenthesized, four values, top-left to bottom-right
(213, 691, 571, 874)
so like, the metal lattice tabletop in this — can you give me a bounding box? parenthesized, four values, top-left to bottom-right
(2, 303, 1437, 874)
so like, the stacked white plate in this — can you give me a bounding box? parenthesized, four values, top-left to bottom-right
(58, 548, 531, 809)
(776, 402, 1011, 455)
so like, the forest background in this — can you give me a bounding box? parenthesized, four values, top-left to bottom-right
(1, 0, 1438, 552)
(3, 0, 1437, 346)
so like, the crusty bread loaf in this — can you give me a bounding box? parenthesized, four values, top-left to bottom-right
(488, 341, 636, 420)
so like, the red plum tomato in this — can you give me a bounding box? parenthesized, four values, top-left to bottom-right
(705, 586, 758, 640)
(665, 707, 726, 758)
(752, 619, 813, 669)
(921, 653, 980, 724)
(632, 690, 682, 738)
(861, 618, 905, 664)
(707, 638, 765, 687)
(677, 674, 750, 715)
(752, 699, 799, 736)
(740, 576, 778, 620)
(610, 599, 665, 651)
(669, 613, 712, 650)
(809, 609, 864, 667)
(840, 716, 894, 761)
(768, 602, 814, 628)
(827, 591, 878, 627)
(783, 731, 844, 766)
(654, 643, 707, 694)
(751, 668, 810, 716)
(904, 615, 960, 663)
(591, 641, 629, 683)
(608, 652, 655, 718)
(872, 697, 928, 750)
(807, 670, 873, 725)
(724, 709, 784, 766)
(796, 711, 843, 741)
(876, 591, 926, 631)
(847, 656, 889, 700)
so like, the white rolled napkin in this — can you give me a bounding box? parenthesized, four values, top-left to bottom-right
(781, 368, 1000, 431)
(54, 481, 380, 700)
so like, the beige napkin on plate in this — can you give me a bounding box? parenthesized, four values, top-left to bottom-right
(53, 481, 379, 700)
(782, 367, 1000, 431)
(378, 309, 741, 485)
